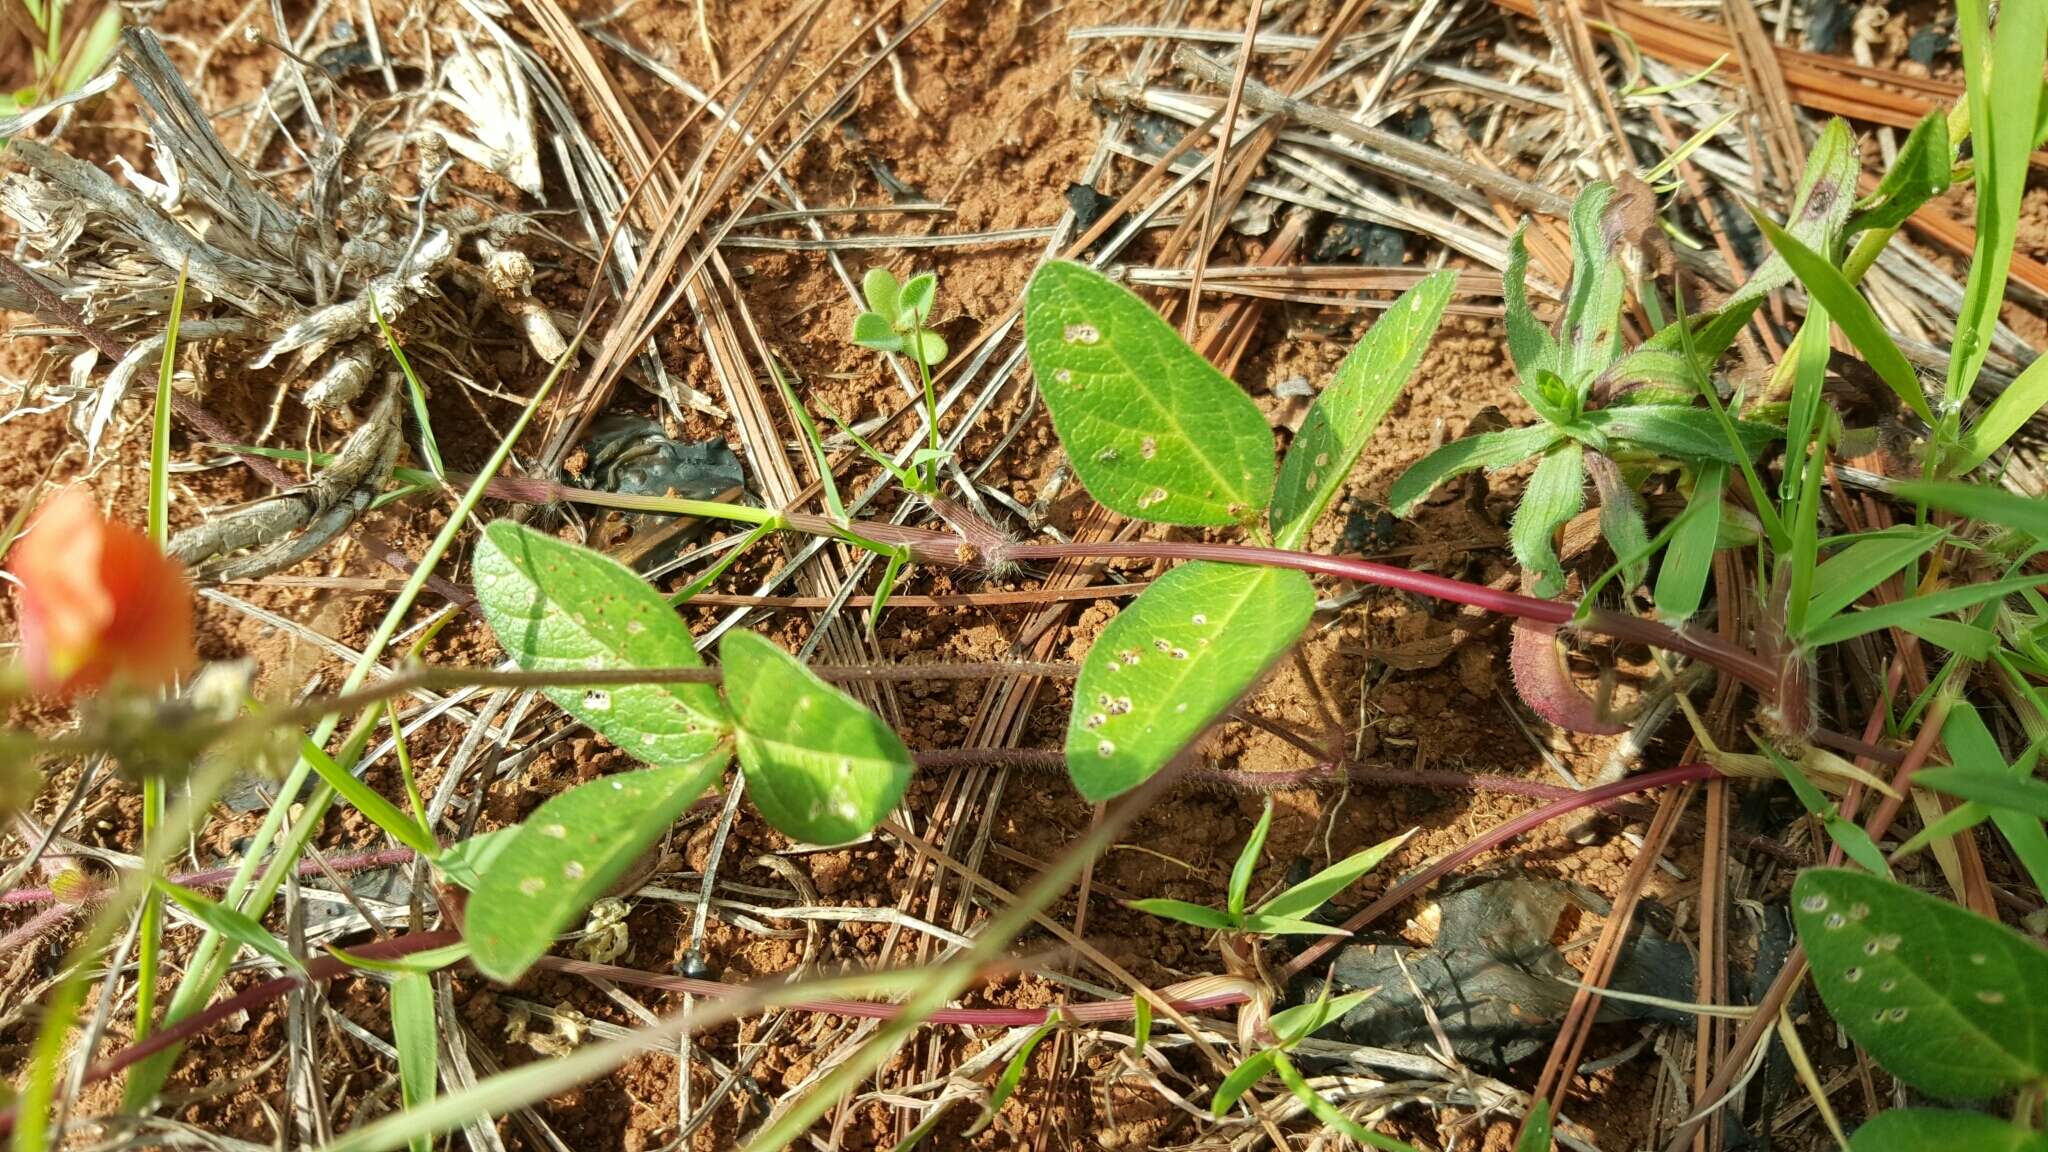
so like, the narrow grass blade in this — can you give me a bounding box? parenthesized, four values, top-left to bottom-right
(1956, 350, 2048, 473)
(1747, 206, 1932, 425)
(151, 878, 302, 973)
(1951, 0, 2048, 404)
(1804, 572, 2042, 647)
(966, 1021, 1057, 1136)
(1890, 480, 2048, 542)
(392, 972, 437, 1152)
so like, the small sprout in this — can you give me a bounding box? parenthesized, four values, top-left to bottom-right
(850, 267, 948, 367)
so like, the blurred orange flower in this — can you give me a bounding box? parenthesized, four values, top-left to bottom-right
(7, 489, 195, 697)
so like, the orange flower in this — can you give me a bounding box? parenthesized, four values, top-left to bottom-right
(7, 489, 195, 697)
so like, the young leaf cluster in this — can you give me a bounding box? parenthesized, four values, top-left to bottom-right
(1127, 798, 1410, 936)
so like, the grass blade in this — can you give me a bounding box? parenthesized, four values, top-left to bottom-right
(1951, 0, 2048, 404)
(1228, 799, 1273, 919)
(966, 1021, 1057, 1136)
(392, 972, 437, 1152)
(1747, 205, 1932, 425)
(1804, 572, 2042, 647)
(1955, 350, 2048, 473)
(1652, 462, 1725, 622)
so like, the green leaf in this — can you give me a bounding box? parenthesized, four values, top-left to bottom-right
(1210, 1049, 1278, 1116)
(1271, 1051, 1420, 1152)
(897, 272, 936, 324)
(1269, 988, 1378, 1045)
(1803, 571, 2041, 648)
(432, 828, 515, 891)
(392, 971, 437, 1152)
(1236, 914, 1351, 934)
(1132, 995, 1153, 1055)
(1559, 183, 1628, 385)
(861, 267, 901, 320)
(58, 5, 121, 96)
(1237, 914, 1356, 936)
(300, 739, 440, 858)
(467, 755, 727, 983)
(1653, 462, 1725, 621)
(1914, 767, 2048, 820)
(1891, 480, 2048, 542)
(1791, 868, 2048, 1099)
(1387, 424, 1562, 516)
(473, 521, 730, 767)
(1519, 368, 1581, 430)
(1599, 121, 1854, 400)
(1747, 204, 1934, 425)
(1951, 0, 2047, 405)
(1125, 898, 1239, 932)
(1851, 1110, 2048, 1152)
(966, 1020, 1055, 1136)
(720, 629, 913, 845)
(1581, 406, 1774, 464)
(1228, 800, 1274, 920)
(151, 878, 303, 974)
(1271, 270, 1454, 547)
(1065, 562, 1314, 803)
(1586, 451, 1649, 590)
(1023, 261, 1276, 526)
(1897, 616, 1997, 660)
(1803, 528, 1945, 627)
(328, 942, 472, 975)
(909, 329, 947, 367)
(1511, 445, 1585, 598)
(851, 311, 902, 352)
(1502, 228, 1557, 383)
(1765, 747, 1890, 877)
(1850, 112, 1953, 233)
(1727, 119, 1861, 311)
(1942, 702, 2048, 896)
(1517, 1101, 1553, 1152)
(1956, 349, 2048, 472)
(1259, 830, 1410, 921)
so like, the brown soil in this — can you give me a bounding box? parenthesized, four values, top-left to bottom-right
(1, 0, 2029, 1150)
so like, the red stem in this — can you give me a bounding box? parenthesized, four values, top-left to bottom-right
(1, 848, 418, 907)
(997, 540, 1782, 696)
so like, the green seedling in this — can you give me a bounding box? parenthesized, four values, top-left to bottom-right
(464, 521, 913, 983)
(1210, 984, 1421, 1152)
(1389, 181, 1778, 600)
(1129, 798, 1411, 937)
